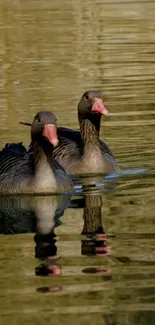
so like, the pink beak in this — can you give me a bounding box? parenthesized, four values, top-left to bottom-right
(43, 124, 59, 147)
(92, 98, 109, 116)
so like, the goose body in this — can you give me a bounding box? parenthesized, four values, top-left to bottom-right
(54, 127, 118, 175)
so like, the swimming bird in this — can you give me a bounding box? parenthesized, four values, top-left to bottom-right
(0, 111, 72, 194)
(53, 90, 120, 175)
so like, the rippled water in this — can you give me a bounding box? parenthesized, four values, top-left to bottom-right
(1, 0, 155, 324)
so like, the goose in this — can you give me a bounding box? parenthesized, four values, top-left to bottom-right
(53, 90, 120, 175)
(0, 111, 72, 194)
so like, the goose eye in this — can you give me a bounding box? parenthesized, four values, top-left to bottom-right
(37, 118, 41, 123)
(85, 95, 89, 100)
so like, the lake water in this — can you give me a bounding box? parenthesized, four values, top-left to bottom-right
(1, 0, 155, 324)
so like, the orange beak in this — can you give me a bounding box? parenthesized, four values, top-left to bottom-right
(92, 98, 109, 116)
(43, 124, 59, 147)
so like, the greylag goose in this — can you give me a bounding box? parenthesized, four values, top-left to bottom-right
(0, 111, 72, 194)
(54, 90, 120, 175)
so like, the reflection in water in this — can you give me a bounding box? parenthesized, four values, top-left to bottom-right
(35, 232, 62, 293)
(0, 192, 112, 288)
(0, 197, 35, 234)
(0, 183, 155, 324)
(34, 197, 63, 292)
(81, 194, 111, 275)
(0, 195, 70, 291)
(0, 195, 71, 235)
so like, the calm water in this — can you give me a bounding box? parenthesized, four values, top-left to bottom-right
(1, 0, 155, 324)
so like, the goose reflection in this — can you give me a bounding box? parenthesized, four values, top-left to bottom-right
(0, 194, 71, 235)
(0, 194, 71, 292)
(80, 193, 112, 275)
(0, 191, 112, 292)
(33, 196, 67, 280)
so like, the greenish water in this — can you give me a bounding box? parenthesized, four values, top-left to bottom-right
(1, 0, 155, 324)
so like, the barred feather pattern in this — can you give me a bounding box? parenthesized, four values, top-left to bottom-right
(53, 118, 120, 175)
(0, 148, 34, 194)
